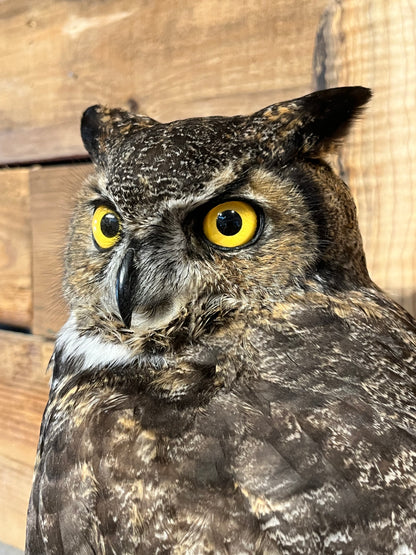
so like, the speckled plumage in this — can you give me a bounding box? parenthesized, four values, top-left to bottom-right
(26, 87, 416, 554)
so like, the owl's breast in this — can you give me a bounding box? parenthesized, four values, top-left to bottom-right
(27, 296, 416, 553)
(28, 381, 275, 553)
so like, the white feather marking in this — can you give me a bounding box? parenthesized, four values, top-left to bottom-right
(323, 529, 352, 548)
(394, 546, 416, 555)
(56, 315, 133, 371)
(260, 515, 280, 531)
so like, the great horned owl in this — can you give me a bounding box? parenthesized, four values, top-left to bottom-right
(26, 87, 416, 554)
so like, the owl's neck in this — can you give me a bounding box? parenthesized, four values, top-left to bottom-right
(51, 309, 248, 406)
(52, 284, 397, 405)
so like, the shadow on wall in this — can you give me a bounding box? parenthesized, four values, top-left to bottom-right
(403, 292, 416, 318)
(0, 543, 23, 555)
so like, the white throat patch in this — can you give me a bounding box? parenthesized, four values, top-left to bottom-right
(55, 315, 134, 372)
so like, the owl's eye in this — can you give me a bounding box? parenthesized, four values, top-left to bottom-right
(202, 200, 260, 249)
(92, 206, 122, 250)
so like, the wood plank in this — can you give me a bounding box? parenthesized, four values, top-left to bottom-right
(30, 164, 92, 337)
(0, 331, 52, 550)
(0, 0, 328, 164)
(0, 169, 32, 328)
(314, 0, 416, 317)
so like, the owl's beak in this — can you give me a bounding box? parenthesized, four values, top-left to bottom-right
(116, 249, 137, 328)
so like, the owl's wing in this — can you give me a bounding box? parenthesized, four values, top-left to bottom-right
(26, 357, 108, 555)
(228, 307, 416, 552)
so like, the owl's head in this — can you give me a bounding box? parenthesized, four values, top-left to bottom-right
(63, 87, 371, 359)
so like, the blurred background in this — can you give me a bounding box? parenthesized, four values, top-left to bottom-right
(1, 0, 415, 550)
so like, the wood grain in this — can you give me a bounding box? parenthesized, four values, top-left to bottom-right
(0, 0, 327, 164)
(0, 331, 52, 550)
(30, 164, 92, 337)
(0, 169, 32, 329)
(314, 0, 416, 316)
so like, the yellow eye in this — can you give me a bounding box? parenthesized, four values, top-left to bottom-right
(92, 206, 122, 250)
(202, 200, 259, 249)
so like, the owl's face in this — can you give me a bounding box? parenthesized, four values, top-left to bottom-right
(63, 88, 371, 360)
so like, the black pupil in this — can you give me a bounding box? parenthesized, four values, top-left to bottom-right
(216, 210, 242, 236)
(100, 213, 119, 237)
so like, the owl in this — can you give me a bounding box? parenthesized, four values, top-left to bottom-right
(26, 87, 416, 554)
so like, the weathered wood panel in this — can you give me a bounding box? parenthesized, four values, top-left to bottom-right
(30, 164, 92, 336)
(0, 0, 327, 164)
(0, 331, 52, 550)
(0, 169, 32, 328)
(314, 0, 416, 316)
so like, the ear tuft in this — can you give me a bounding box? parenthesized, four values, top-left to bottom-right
(300, 86, 372, 148)
(248, 86, 372, 161)
(81, 105, 104, 160)
(80, 105, 159, 164)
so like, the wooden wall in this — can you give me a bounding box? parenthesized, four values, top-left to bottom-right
(0, 0, 415, 550)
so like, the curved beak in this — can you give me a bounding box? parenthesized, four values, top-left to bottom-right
(116, 248, 137, 328)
